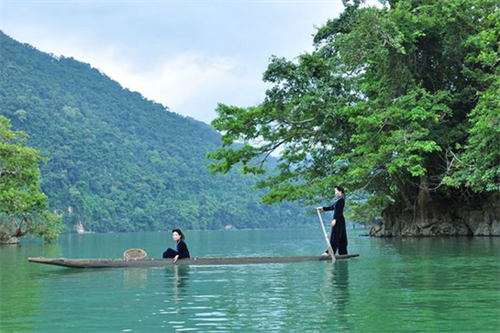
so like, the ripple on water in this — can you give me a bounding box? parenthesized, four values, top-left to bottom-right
(3, 230, 498, 333)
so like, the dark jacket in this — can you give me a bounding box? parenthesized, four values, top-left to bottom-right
(176, 240, 190, 259)
(163, 239, 191, 259)
(323, 196, 345, 223)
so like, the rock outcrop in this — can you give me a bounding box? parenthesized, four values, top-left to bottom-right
(370, 192, 499, 237)
(0, 237, 20, 245)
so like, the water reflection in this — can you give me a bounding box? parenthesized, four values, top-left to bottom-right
(156, 265, 192, 331)
(0, 241, 63, 332)
(166, 265, 190, 303)
(123, 268, 148, 289)
(2, 231, 497, 333)
(322, 261, 351, 330)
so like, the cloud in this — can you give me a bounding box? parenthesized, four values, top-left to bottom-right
(2, 22, 267, 124)
(1, 0, 355, 125)
(105, 52, 266, 124)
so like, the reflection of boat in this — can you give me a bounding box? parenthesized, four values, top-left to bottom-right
(28, 254, 359, 268)
(75, 222, 85, 234)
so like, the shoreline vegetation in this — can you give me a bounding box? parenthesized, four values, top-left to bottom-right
(1, 0, 499, 243)
(3, 226, 497, 246)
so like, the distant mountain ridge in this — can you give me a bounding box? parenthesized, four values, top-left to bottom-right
(0, 31, 310, 232)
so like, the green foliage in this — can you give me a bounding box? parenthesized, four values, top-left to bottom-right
(209, 0, 499, 221)
(0, 116, 62, 242)
(453, 7, 500, 191)
(347, 191, 392, 225)
(0, 31, 312, 233)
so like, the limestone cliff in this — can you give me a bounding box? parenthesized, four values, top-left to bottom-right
(370, 192, 499, 237)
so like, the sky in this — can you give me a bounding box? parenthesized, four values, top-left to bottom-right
(0, 0, 376, 125)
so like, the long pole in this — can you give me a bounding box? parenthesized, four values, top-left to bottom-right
(317, 209, 336, 262)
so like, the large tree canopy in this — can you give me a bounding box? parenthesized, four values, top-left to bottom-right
(208, 0, 499, 225)
(0, 116, 61, 242)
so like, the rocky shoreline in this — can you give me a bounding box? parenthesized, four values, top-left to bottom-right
(370, 193, 500, 237)
(0, 237, 20, 245)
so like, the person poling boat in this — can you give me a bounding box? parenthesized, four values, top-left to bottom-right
(163, 229, 190, 263)
(316, 185, 348, 256)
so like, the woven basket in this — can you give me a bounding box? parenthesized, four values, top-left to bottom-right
(123, 248, 148, 260)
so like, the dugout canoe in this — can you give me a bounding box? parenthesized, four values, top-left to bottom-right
(28, 254, 359, 268)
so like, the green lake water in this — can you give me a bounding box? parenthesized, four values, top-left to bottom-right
(0, 229, 499, 333)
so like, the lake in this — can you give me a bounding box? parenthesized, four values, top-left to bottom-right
(0, 229, 499, 332)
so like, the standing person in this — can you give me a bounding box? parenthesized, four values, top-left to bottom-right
(317, 186, 348, 255)
(163, 229, 190, 263)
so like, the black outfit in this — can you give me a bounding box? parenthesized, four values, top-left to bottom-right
(323, 196, 348, 255)
(163, 240, 190, 259)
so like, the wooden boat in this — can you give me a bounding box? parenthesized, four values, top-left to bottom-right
(28, 254, 359, 268)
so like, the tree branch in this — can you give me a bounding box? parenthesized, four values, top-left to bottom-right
(0, 170, 17, 178)
(12, 216, 31, 238)
(283, 116, 316, 126)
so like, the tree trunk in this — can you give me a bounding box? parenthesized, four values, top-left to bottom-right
(416, 175, 431, 228)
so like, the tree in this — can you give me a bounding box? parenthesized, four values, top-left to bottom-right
(0, 116, 61, 243)
(208, 0, 500, 235)
(450, 6, 500, 192)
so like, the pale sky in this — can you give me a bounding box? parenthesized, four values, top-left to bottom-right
(0, 0, 378, 125)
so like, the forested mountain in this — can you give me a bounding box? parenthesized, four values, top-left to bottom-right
(0, 31, 311, 233)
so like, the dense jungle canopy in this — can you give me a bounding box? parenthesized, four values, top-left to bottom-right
(208, 0, 500, 236)
(0, 31, 313, 239)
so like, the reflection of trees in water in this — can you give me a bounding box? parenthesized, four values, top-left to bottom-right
(0, 242, 61, 332)
(322, 261, 351, 330)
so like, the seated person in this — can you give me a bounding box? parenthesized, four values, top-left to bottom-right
(163, 229, 190, 263)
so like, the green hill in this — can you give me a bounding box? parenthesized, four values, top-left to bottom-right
(0, 31, 310, 233)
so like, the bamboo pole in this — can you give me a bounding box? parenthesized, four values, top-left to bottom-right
(317, 209, 336, 262)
